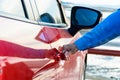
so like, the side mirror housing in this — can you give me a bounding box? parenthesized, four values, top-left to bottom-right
(68, 6, 102, 36)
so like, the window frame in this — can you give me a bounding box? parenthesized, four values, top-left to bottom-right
(0, 0, 68, 28)
(34, 0, 68, 28)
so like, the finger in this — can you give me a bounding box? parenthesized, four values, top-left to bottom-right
(64, 51, 70, 60)
(62, 49, 66, 53)
(62, 45, 70, 51)
(65, 51, 68, 57)
(58, 46, 63, 52)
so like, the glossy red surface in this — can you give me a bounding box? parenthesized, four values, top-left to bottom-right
(0, 27, 86, 80)
(0, 51, 86, 80)
(35, 27, 72, 44)
(33, 52, 86, 80)
(88, 48, 120, 56)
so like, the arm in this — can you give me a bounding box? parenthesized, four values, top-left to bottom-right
(62, 9, 120, 55)
(74, 9, 120, 50)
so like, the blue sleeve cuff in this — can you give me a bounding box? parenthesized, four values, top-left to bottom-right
(74, 37, 89, 51)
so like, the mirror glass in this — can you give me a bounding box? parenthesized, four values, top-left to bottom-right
(73, 8, 99, 26)
(68, 7, 101, 36)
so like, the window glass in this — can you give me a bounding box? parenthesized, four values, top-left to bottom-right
(35, 0, 63, 24)
(0, 0, 25, 17)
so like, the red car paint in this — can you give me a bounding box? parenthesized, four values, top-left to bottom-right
(0, 27, 87, 80)
(0, 0, 87, 79)
(35, 27, 72, 44)
(0, 50, 86, 80)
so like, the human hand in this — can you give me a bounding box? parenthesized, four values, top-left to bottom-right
(45, 48, 67, 60)
(59, 43, 79, 58)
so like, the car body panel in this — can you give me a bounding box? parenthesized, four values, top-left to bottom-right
(0, 0, 87, 80)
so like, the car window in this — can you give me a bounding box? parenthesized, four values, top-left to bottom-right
(0, 0, 25, 18)
(35, 0, 63, 24)
(0, 0, 66, 26)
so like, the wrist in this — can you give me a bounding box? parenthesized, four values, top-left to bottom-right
(73, 43, 79, 51)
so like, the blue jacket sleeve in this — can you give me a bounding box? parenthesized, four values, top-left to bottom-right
(74, 9, 120, 50)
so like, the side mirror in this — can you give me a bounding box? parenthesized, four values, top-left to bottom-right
(68, 6, 102, 36)
(35, 6, 102, 44)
